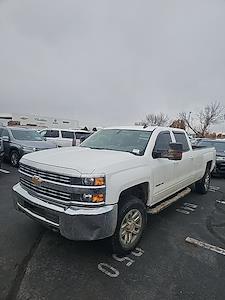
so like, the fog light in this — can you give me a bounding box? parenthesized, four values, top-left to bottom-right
(92, 194, 105, 203)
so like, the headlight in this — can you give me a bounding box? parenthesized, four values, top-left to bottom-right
(22, 146, 36, 152)
(82, 177, 105, 186)
(216, 156, 225, 161)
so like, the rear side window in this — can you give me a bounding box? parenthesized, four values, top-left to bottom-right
(44, 130, 59, 138)
(61, 131, 74, 139)
(173, 132, 190, 152)
(153, 131, 172, 152)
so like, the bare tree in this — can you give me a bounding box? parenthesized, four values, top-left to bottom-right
(170, 119, 186, 130)
(179, 101, 224, 137)
(137, 112, 169, 127)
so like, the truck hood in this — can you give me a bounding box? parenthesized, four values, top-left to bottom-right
(21, 146, 142, 175)
(17, 140, 56, 149)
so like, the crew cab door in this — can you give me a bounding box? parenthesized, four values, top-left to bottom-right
(172, 131, 195, 190)
(152, 131, 176, 204)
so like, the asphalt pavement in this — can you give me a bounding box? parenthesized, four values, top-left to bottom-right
(1, 163, 225, 300)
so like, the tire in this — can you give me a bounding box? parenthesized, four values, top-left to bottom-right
(111, 197, 147, 255)
(195, 165, 211, 194)
(10, 150, 20, 167)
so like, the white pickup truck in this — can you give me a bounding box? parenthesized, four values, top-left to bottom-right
(13, 126, 216, 254)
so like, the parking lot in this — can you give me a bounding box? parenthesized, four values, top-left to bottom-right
(1, 163, 225, 300)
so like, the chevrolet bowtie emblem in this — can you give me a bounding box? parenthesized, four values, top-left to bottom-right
(31, 175, 44, 186)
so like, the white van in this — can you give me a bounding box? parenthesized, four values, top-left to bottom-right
(39, 128, 91, 147)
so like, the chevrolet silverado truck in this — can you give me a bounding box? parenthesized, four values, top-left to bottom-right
(13, 126, 216, 254)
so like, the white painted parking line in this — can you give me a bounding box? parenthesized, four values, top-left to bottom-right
(216, 200, 225, 205)
(176, 209, 190, 215)
(185, 237, 225, 256)
(0, 169, 10, 174)
(180, 206, 195, 212)
(184, 203, 198, 209)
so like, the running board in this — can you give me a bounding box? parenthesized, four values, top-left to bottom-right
(147, 187, 191, 214)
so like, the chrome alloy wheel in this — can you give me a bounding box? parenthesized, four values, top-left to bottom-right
(119, 209, 143, 247)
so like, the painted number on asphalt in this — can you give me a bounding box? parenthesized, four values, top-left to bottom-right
(98, 247, 144, 278)
(176, 203, 198, 215)
(112, 254, 134, 266)
(209, 186, 220, 192)
(98, 263, 120, 278)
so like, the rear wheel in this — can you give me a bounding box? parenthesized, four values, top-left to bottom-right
(195, 166, 211, 194)
(111, 197, 147, 255)
(10, 150, 20, 167)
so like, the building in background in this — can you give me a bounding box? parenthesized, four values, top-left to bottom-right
(0, 113, 79, 129)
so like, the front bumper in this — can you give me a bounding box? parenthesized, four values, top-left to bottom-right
(213, 161, 225, 175)
(13, 183, 118, 240)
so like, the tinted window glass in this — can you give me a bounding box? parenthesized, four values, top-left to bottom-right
(173, 132, 190, 152)
(10, 129, 43, 141)
(212, 142, 225, 152)
(61, 131, 74, 139)
(2, 129, 10, 138)
(76, 132, 91, 139)
(0, 128, 3, 136)
(154, 132, 172, 152)
(197, 141, 213, 148)
(44, 130, 59, 138)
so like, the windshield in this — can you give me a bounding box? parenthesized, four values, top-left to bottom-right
(80, 129, 152, 155)
(198, 140, 225, 152)
(11, 129, 44, 141)
(213, 142, 225, 152)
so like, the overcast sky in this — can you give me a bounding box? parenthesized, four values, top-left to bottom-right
(0, 0, 225, 127)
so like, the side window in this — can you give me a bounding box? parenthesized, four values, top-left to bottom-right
(44, 130, 59, 138)
(75, 132, 89, 139)
(61, 131, 74, 139)
(2, 129, 10, 138)
(153, 132, 172, 155)
(0, 128, 3, 136)
(173, 132, 190, 152)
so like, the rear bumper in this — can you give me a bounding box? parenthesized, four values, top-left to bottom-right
(12, 183, 118, 240)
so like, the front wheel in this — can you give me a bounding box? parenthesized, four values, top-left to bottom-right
(195, 166, 211, 194)
(10, 150, 20, 167)
(111, 197, 147, 255)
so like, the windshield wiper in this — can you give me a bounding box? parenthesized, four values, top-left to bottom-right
(88, 147, 108, 150)
(126, 151, 141, 156)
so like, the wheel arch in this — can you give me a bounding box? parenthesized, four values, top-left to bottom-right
(206, 160, 213, 172)
(118, 182, 149, 206)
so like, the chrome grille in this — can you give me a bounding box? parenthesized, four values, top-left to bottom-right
(19, 163, 81, 185)
(21, 178, 72, 201)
